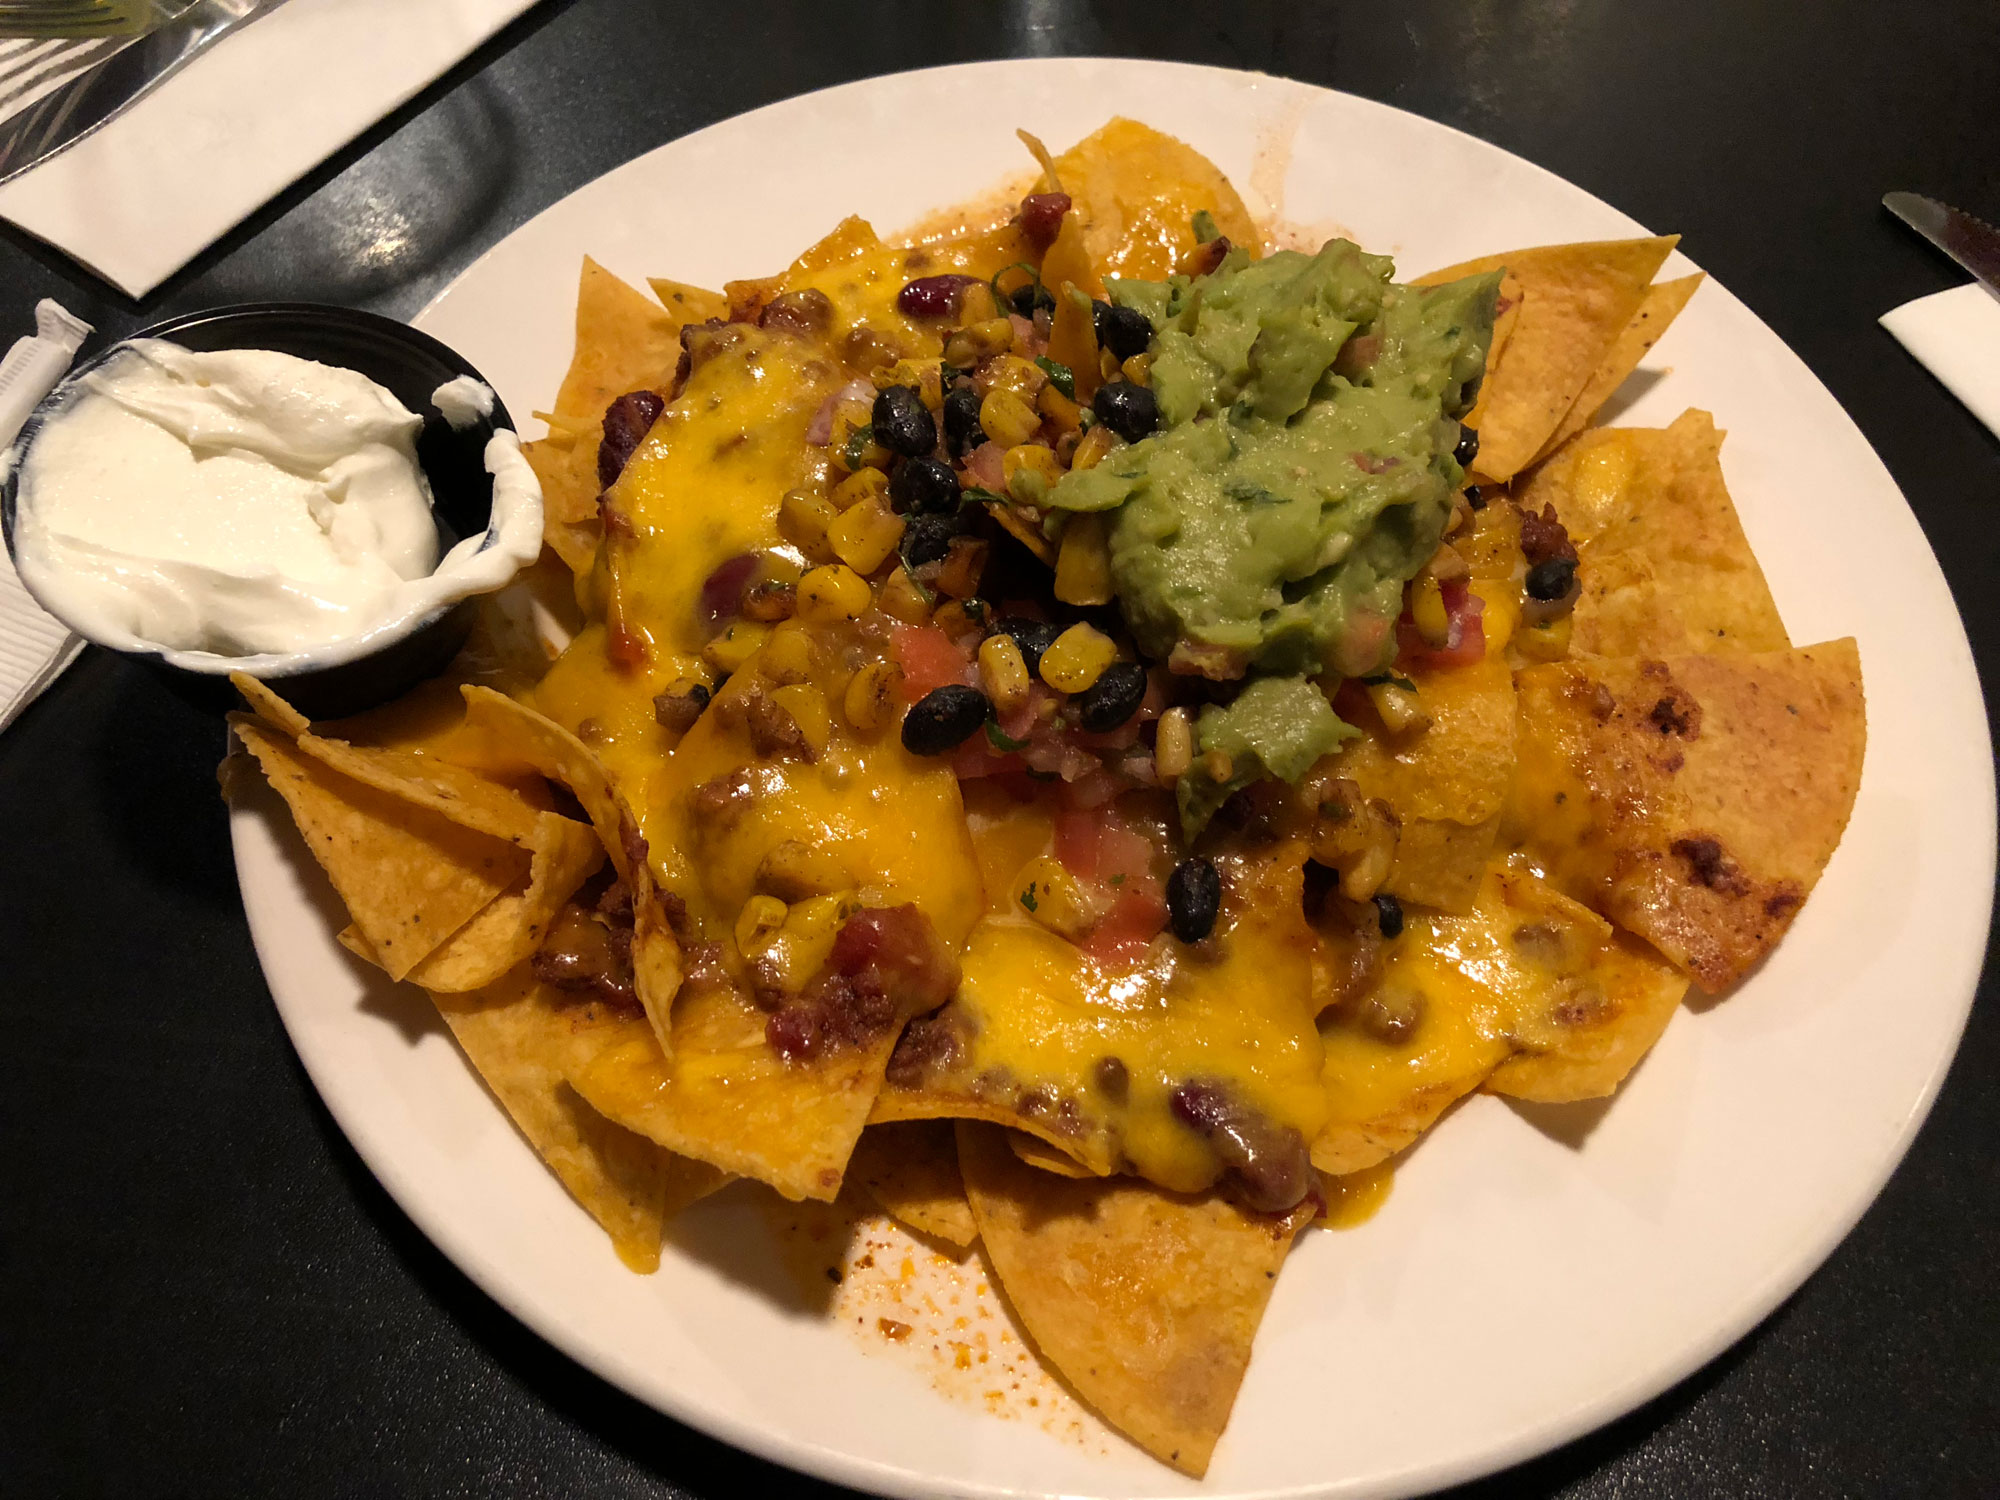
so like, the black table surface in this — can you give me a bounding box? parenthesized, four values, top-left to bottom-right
(3, 2, 1995, 1494)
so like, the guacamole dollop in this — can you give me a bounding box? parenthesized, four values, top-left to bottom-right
(1050, 239, 1501, 682)
(1176, 675, 1357, 836)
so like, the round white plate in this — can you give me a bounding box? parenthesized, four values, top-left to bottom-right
(233, 59, 1995, 1500)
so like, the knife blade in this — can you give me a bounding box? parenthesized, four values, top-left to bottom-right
(0, 0, 281, 187)
(1883, 192, 2000, 302)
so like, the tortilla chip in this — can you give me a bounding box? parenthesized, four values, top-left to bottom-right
(1328, 652, 1518, 912)
(431, 967, 716, 1270)
(552, 256, 685, 421)
(344, 812, 605, 993)
(1514, 409, 1790, 655)
(647, 277, 729, 325)
(1051, 118, 1259, 285)
(1461, 270, 1523, 431)
(1509, 641, 1864, 990)
(230, 717, 527, 980)
(230, 670, 311, 737)
(1532, 273, 1704, 463)
(291, 732, 548, 848)
(1417, 237, 1678, 483)
(1008, 1130, 1101, 1178)
(847, 1121, 979, 1248)
(957, 1122, 1300, 1477)
(442, 686, 683, 1058)
(524, 425, 604, 529)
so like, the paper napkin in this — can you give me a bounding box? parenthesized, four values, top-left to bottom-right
(1880, 282, 2000, 442)
(0, 0, 540, 299)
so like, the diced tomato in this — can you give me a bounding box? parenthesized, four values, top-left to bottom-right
(1395, 580, 1486, 672)
(1081, 888, 1169, 969)
(893, 624, 975, 700)
(962, 441, 1006, 492)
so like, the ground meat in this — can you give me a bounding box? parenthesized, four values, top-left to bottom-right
(688, 770, 755, 836)
(597, 390, 665, 489)
(745, 692, 811, 760)
(595, 879, 632, 922)
(886, 1009, 971, 1086)
(1169, 1081, 1313, 1214)
(1518, 503, 1578, 567)
(769, 905, 961, 1063)
(532, 903, 642, 1016)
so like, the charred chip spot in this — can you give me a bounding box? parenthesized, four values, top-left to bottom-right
(1670, 835, 1751, 896)
(1764, 886, 1804, 919)
(1551, 986, 1613, 1028)
(1648, 690, 1702, 738)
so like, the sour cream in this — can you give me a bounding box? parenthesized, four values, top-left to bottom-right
(7, 340, 542, 665)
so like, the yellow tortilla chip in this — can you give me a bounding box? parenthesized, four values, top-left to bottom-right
(1051, 118, 1258, 285)
(432, 967, 718, 1270)
(1510, 641, 1865, 990)
(344, 811, 605, 993)
(1314, 858, 1688, 1170)
(230, 670, 310, 737)
(846, 1121, 979, 1248)
(1532, 273, 1704, 463)
(229, 717, 527, 980)
(1328, 652, 1518, 913)
(291, 732, 548, 848)
(1460, 269, 1523, 431)
(1514, 408, 1790, 655)
(1418, 237, 1678, 483)
(957, 1122, 1300, 1477)
(647, 277, 729, 325)
(552, 255, 685, 421)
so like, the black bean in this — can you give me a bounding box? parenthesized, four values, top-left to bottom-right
(1008, 281, 1055, 317)
(899, 513, 959, 568)
(1465, 483, 1486, 511)
(889, 456, 960, 515)
(1372, 892, 1404, 939)
(1095, 302, 1154, 363)
(872, 385, 936, 458)
(1454, 423, 1480, 467)
(1074, 660, 1147, 733)
(1092, 380, 1160, 442)
(1166, 858, 1221, 942)
(993, 616, 1062, 675)
(942, 386, 985, 458)
(901, 684, 991, 755)
(1525, 557, 1579, 602)
(597, 390, 665, 488)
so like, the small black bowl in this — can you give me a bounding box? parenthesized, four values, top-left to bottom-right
(2, 302, 521, 719)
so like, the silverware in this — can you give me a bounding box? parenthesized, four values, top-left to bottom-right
(1883, 192, 2000, 301)
(0, 0, 278, 185)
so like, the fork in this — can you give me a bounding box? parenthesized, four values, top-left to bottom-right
(0, 1, 182, 41)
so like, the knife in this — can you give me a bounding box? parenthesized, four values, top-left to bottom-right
(1883, 192, 2000, 303)
(0, 0, 283, 187)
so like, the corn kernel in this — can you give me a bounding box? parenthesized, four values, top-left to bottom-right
(946, 318, 1015, 365)
(1098, 348, 1121, 382)
(830, 466, 890, 512)
(734, 894, 789, 956)
(1121, 353, 1152, 387)
(978, 633, 1030, 714)
(701, 621, 771, 675)
(932, 598, 986, 641)
(769, 683, 832, 759)
(1070, 423, 1118, 472)
(1003, 443, 1063, 501)
(1038, 622, 1116, 693)
(754, 893, 854, 992)
(1012, 854, 1108, 939)
(842, 659, 902, 734)
(1411, 576, 1452, 647)
(796, 564, 873, 624)
(933, 537, 989, 599)
(874, 566, 934, 625)
(778, 489, 839, 562)
(1307, 780, 1401, 901)
(1154, 707, 1193, 782)
(1366, 678, 1432, 737)
(1054, 513, 1113, 606)
(1515, 613, 1573, 663)
(980, 387, 1041, 448)
(756, 840, 852, 901)
(759, 621, 820, 685)
(957, 282, 1001, 324)
(876, 360, 943, 412)
(979, 355, 1046, 399)
(828, 494, 906, 575)
(1203, 748, 1235, 783)
(1037, 382, 1083, 434)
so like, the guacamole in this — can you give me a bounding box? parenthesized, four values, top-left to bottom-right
(1050, 239, 1501, 682)
(1176, 675, 1357, 836)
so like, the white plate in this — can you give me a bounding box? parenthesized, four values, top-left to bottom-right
(233, 59, 1995, 1499)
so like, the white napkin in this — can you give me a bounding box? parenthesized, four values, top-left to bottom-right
(1880, 282, 2000, 441)
(0, 300, 92, 732)
(0, 0, 540, 299)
